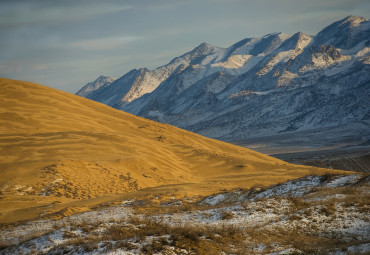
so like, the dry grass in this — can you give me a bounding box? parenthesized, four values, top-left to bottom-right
(44, 217, 250, 254)
(221, 211, 234, 220)
(245, 224, 367, 254)
(288, 196, 309, 210)
(320, 202, 336, 217)
(2, 185, 369, 254)
(132, 202, 204, 215)
(51, 212, 366, 254)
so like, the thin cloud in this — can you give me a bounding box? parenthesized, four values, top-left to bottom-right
(0, 2, 133, 26)
(68, 36, 144, 51)
(0, 63, 19, 74)
(32, 64, 49, 71)
(144, 0, 242, 11)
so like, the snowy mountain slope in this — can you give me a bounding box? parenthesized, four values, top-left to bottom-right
(77, 16, 370, 142)
(80, 42, 226, 107)
(76, 75, 116, 97)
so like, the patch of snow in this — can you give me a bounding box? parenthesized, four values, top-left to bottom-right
(201, 193, 226, 206)
(212, 55, 252, 69)
(254, 176, 322, 199)
(147, 110, 164, 118)
(326, 175, 362, 187)
(347, 243, 370, 254)
(277, 71, 298, 87)
(276, 248, 303, 254)
(324, 59, 355, 77)
(339, 41, 367, 55)
(101, 95, 117, 105)
(312, 55, 350, 68)
(254, 88, 282, 95)
(356, 47, 370, 57)
(296, 33, 313, 50)
(257, 50, 295, 76)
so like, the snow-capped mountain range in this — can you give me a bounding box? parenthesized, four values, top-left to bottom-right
(77, 16, 370, 141)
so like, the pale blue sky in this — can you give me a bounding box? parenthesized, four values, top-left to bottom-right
(0, 0, 369, 93)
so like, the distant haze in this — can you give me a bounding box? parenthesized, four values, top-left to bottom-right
(0, 0, 369, 93)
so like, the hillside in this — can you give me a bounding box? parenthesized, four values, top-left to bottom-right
(0, 78, 348, 224)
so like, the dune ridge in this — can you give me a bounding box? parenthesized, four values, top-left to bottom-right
(0, 78, 349, 223)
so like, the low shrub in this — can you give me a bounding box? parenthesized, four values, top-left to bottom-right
(221, 211, 234, 220)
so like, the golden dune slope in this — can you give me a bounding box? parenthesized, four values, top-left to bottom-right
(0, 78, 348, 223)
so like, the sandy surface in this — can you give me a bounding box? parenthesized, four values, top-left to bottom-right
(0, 78, 349, 224)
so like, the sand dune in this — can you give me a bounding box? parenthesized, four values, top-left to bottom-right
(0, 78, 349, 223)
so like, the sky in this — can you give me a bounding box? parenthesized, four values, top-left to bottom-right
(0, 0, 369, 93)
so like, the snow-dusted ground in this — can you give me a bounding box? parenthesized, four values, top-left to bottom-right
(1, 174, 369, 254)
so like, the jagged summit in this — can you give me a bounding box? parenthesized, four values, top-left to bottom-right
(97, 75, 113, 80)
(196, 42, 215, 49)
(277, 32, 313, 52)
(76, 75, 116, 97)
(342, 15, 368, 27)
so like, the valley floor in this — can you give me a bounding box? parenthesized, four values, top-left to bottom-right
(231, 122, 370, 173)
(1, 174, 369, 255)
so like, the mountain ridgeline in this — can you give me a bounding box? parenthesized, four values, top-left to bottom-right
(77, 16, 370, 141)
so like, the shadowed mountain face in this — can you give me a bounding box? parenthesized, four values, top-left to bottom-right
(1, 78, 348, 224)
(77, 16, 370, 142)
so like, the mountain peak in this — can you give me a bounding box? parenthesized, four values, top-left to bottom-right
(315, 15, 370, 49)
(193, 42, 216, 52)
(198, 42, 213, 47)
(76, 75, 116, 97)
(95, 75, 114, 82)
(341, 15, 368, 26)
(277, 32, 312, 51)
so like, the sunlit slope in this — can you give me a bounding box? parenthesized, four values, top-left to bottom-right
(0, 78, 347, 202)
